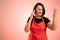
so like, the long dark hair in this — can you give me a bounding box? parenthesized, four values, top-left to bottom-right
(33, 2, 45, 16)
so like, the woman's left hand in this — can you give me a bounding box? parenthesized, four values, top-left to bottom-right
(47, 8, 57, 30)
(53, 8, 56, 18)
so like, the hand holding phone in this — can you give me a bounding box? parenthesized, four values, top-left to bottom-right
(30, 10, 36, 18)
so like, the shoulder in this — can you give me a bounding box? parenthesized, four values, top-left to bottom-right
(43, 16, 49, 19)
(43, 17, 50, 21)
(43, 16, 51, 27)
(27, 16, 35, 23)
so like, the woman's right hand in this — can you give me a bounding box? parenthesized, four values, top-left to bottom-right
(24, 11, 36, 32)
(30, 10, 36, 19)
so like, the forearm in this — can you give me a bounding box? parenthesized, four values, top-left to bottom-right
(52, 15, 56, 30)
(24, 16, 33, 32)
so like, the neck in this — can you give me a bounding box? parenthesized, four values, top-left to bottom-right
(35, 16, 42, 19)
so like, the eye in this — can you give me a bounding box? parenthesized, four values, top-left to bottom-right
(40, 9, 43, 10)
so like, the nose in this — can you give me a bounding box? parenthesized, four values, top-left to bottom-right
(39, 10, 41, 12)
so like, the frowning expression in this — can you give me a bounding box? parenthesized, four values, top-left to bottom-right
(35, 5, 43, 17)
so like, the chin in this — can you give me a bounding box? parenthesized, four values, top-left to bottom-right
(37, 15, 42, 17)
(38, 14, 42, 16)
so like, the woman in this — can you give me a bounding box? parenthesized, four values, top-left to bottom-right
(24, 2, 56, 40)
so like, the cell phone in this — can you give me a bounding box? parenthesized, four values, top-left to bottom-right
(33, 10, 36, 16)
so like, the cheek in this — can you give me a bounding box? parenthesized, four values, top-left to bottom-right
(37, 10, 42, 12)
(36, 10, 39, 13)
(36, 10, 43, 14)
(40, 10, 43, 13)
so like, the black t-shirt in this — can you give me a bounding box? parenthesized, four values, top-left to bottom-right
(27, 16, 50, 27)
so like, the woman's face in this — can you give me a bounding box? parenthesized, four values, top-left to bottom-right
(35, 5, 43, 17)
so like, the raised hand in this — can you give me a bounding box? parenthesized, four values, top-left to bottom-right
(30, 10, 36, 18)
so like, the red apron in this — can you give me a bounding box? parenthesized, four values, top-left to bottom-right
(28, 17, 48, 40)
